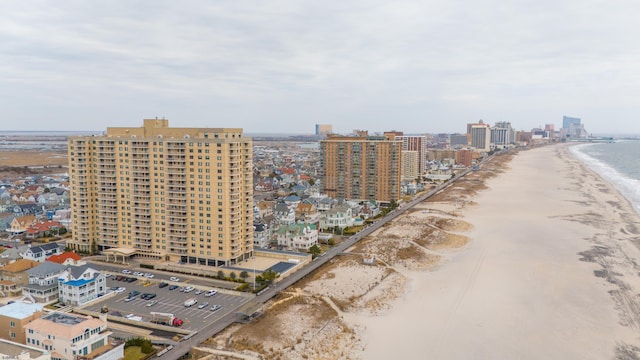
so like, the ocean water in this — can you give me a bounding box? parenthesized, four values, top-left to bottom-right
(569, 140, 640, 214)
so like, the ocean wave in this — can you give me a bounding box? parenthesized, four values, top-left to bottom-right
(570, 144, 640, 213)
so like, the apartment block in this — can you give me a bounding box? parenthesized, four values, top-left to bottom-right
(67, 119, 253, 266)
(401, 150, 420, 181)
(393, 134, 428, 176)
(320, 132, 401, 204)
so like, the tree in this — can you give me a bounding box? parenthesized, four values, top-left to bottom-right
(217, 270, 225, 279)
(262, 269, 279, 282)
(308, 178, 315, 186)
(309, 244, 321, 258)
(229, 272, 237, 280)
(240, 271, 249, 281)
(90, 240, 98, 255)
(328, 238, 335, 246)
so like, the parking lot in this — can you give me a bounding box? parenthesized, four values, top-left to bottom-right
(83, 272, 252, 333)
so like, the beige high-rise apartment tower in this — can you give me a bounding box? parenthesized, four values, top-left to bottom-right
(320, 131, 401, 203)
(67, 119, 253, 266)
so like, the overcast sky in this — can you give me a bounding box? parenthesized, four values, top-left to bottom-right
(2, 1, 639, 135)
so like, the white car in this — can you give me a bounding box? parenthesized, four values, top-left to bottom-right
(144, 273, 154, 278)
(183, 286, 195, 293)
(122, 269, 132, 274)
(169, 277, 180, 282)
(104, 273, 112, 278)
(204, 289, 217, 297)
(197, 301, 209, 309)
(115, 287, 126, 293)
(210, 304, 222, 312)
(133, 272, 144, 276)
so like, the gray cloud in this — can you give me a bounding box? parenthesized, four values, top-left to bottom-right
(1, 0, 639, 134)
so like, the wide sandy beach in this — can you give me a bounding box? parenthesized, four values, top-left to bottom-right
(362, 144, 640, 359)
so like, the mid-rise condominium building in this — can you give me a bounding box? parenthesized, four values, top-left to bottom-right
(67, 119, 254, 267)
(320, 131, 401, 203)
(25, 312, 122, 360)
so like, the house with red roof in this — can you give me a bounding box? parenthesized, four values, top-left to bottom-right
(25, 220, 62, 240)
(47, 252, 84, 266)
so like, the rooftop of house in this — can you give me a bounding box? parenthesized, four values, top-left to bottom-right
(0, 299, 43, 320)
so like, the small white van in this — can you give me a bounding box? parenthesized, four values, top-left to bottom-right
(184, 298, 198, 307)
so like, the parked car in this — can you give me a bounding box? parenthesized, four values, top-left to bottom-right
(125, 277, 136, 283)
(141, 293, 156, 300)
(133, 272, 144, 276)
(205, 289, 218, 297)
(168, 285, 179, 291)
(146, 300, 158, 307)
(144, 273, 154, 278)
(129, 290, 141, 298)
(115, 287, 126, 293)
(159, 282, 169, 288)
(210, 305, 222, 312)
(184, 298, 198, 307)
(183, 286, 195, 293)
(122, 269, 132, 274)
(197, 301, 209, 309)
(194, 290, 203, 295)
(124, 297, 136, 302)
(169, 277, 180, 282)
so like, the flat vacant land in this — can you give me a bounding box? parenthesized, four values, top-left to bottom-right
(0, 150, 68, 179)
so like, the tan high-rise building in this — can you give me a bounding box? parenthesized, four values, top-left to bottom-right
(320, 132, 401, 203)
(68, 119, 253, 266)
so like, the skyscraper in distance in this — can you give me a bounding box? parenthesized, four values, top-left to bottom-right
(67, 119, 254, 266)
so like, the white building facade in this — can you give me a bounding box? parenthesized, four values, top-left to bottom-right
(57, 265, 106, 306)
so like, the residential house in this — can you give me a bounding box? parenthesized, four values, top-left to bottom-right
(22, 243, 62, 263)
(319, 204, 354, 231)
(0, 259, 40, 297)
(315, 197, 335, 212)
(0, 338, 51, 360)
(295, 202, 319, 224)
(358, 201, 380, 219)
(25, 220, 63, 240)
(47, 252, 84, 266)
(0, 298, 44, 344)
(273, 203, 295, 225)
(253, 222, 272, 249)
(24, 262, 66, 303)
(57, 265, 106, 306)
(255, 201, 274, 219)
(9, 215, 37, 236)
(25, 312, 123, 360)
(0, 245, 30, 266)
(275, 223, 318, 251)
(283, 195, 301, 207)
(11, 204, 42, 217)
(37, 193, 61, 207)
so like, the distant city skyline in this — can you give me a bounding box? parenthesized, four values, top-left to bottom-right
(2, 1, 639, 134)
